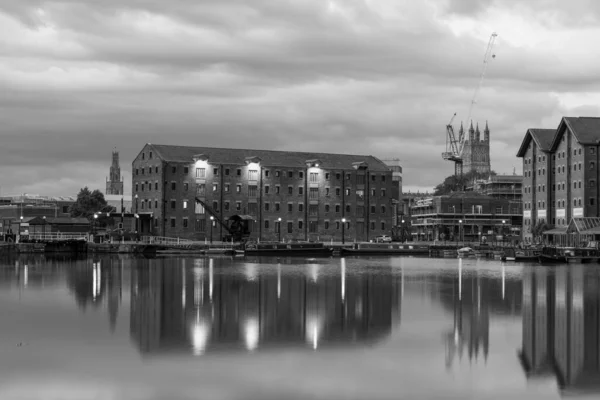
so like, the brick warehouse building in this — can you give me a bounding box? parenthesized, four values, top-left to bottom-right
(517, 117, 600, 244)
(131, 144, 398, 241)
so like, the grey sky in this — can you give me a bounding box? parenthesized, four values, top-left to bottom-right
(1, 0, 600, 196)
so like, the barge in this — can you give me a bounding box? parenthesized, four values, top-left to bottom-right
(538, 246, 600, 264)
(244, 242, 334, 256)
(341, 243, 429, 256)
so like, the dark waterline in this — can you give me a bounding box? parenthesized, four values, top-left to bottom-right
(0, 254, 596, 399)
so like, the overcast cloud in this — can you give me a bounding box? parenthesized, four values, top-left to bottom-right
(2, 0, 600, 196)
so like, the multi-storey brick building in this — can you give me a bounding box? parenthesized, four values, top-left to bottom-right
(517, 117, 600, 244)
(131, 144, 397, 241)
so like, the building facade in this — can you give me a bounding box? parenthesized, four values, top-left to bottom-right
(517, 117, 600, 243)
(106, 149, 124, 195)
(460, 121, 491, 174)
(410, 192, 522, 243)
(131, 144, 397, 241)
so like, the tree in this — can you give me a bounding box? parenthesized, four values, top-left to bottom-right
(70, 187, 114, 224)
(530, 221, 552, 244)
(434, 170, 497, 195)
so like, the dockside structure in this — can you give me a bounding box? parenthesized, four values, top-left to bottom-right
(132, 144, 397, 241)
(517, 117, 600, 244)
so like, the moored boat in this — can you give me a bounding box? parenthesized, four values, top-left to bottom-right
(244, 242, 333, 256)
(538, 246, 600, 264)
(340, 242, 429, 255)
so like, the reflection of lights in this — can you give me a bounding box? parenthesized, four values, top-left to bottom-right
(193, 264, 204, 306)
(401, 268, 404, 299)
(305, 316, 321, 350)
(182, 265, 186, 308)
(209, 258, 214, 301)
(277, 264, 281, 300)
(245, 264, 258, 281)
(309, 263, 319, 283)
(244, 318, 259, 351)
(340, 258, 346, 301)
(454, 328, 459, 345)
(92, 262, 101, 300)
(501, 264, 505, 300)
(191, 321, 210, 356)
(23, 265, 28, 287)
(458, 259, 462, 301)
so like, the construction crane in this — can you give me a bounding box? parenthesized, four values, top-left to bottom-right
(442, 32, 498, 178)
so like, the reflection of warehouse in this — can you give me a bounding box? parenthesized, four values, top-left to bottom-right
(130, 259, 398, 356)
(519, 266, 600, 394)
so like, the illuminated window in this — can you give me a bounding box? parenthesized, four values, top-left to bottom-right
(310, 172, 318, 182)
(236, 184, 242, 193)
(248, 170, 258, 180)
(183, 182, 188, 191)
(183, 200, 188, 209)
(225, 184, 230, 192)
(213, 184, 218, 192)
(196, 168, 205, 178)
(195, 203, 205, 214)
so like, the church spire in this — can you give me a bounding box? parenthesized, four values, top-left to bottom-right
(484, 120, 490, 142)
(469, 121, 475, 142)
(475, 123, 480, 141)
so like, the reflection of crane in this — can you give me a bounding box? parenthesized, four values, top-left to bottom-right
(442, 32, 498, 178)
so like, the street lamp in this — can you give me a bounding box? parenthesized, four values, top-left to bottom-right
(459, 219, 463, 244)
(502, 220, 506, 246)
(93, 213, 98, 235)
(342, 218, 346, 245)
(210, 216, 214, 244)
(43, 216, 46, 239)
(278, 217, 282, 243)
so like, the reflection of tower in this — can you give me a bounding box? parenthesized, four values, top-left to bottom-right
(106, 148, 124, 195)
(519, 266, 600, 394)
(129, 258, 397, 356)
(445, 264, 490, 367)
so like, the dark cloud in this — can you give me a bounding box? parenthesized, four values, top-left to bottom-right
(0, 0, 598, 195)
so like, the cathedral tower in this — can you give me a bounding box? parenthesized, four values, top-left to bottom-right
(461, 120, 491, 174)
(106, 148, 124, 195)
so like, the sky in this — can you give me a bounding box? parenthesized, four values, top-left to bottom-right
(2, 0, 600, 197)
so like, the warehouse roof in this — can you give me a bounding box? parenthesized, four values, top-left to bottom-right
(141, 144, 392, 172)
(516, 128, 555, 157)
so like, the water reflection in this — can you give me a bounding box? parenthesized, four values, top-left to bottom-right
(441, 263, 522, 367)
(130, 258, 400, 356)
(520, 266, 600, 395)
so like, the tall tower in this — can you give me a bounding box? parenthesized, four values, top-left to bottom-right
(106, 148, 124, 195)
(461, 120, 491, 175)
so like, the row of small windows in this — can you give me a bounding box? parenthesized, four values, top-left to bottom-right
(168, 218, 387, 232)
(135, 164, 389, 182)
(524, 198, 596, 211)
(166, 199, 388, 214)
(524, 147, 597, 165)
(135, 181, 388, 198)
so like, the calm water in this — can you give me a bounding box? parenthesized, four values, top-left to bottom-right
(0, 254, 597, 399)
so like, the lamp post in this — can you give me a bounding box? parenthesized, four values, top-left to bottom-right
(401, 219, 405, 243)
(278, 217, 282, 243)
(93, 213, 98, 236)
(459, 219, 463, 244)
(342, 218, 346, 245)
(502, 219, 506, 247)
(210, 216, 214, 244)
(134, 194, 139, 234)
(43, 216, 46, 239)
